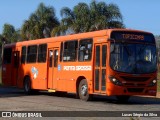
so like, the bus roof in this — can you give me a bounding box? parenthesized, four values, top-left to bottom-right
(4, 29, 153, 48)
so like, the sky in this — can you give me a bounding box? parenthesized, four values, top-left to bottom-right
(0, 0, 160, 35)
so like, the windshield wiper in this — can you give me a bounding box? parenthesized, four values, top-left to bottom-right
(138, 43, 147, 55)
(123, 43, 132, 56)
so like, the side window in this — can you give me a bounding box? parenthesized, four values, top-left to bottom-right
(54, 50, 58, 67)
(3, 48, 12, 64)
(38, 44, 47, 63)
(102, 45, 107, 67)
(63, 40, 78, 61)
(78, 39, 93, 61)
(27, 45, 37, 63)
(49, 50, 53, 67)
(21, 46, 26, 64)
(95, 46, 100, 67)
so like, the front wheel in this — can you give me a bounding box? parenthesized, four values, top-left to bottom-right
(78, 79, 92, 101)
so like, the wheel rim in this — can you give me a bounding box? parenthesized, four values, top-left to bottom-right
(81, 84, 87, 96)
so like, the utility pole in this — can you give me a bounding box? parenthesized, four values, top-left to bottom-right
(0, 37, 5, 84)
(1, 37, 6, 65)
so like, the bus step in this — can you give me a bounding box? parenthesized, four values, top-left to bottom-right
(48, 89, 56, 93)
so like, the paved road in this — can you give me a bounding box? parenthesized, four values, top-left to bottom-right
(0, 86, 160, 120)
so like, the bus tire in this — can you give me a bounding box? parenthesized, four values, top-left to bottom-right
(78, 79, 92, 101)
(116, 95, 130, 103)
(24, 77, 31, 94)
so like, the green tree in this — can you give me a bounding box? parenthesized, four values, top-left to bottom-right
(0, 34, 6, 49)
(89, 1, 124, 30)
(21, 3, 59, 40)
(52, 0, 124, 36)
(2, 23, 20, 43)
(12, 29, 21, 42)
(52, 3, 91, 36)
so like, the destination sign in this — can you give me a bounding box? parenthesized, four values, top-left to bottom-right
(122, 34, 144, 40)
(110, 31, 155, 43)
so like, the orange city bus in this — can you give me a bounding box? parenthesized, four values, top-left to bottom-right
(2, 29, 157, 101)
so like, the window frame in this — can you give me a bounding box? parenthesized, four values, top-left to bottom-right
(63, 40, 78, 62)
(38, 44, 47, 63)
(78, 38, 93, 62)
(21, 46, 27, 64)
(27, 45, 38, 63)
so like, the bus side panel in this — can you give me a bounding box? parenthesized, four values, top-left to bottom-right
(56, 62, 93, 93)
(2, 64, 12, 86)
(2, 47, 14, 86)
(11, 50, 21, 86)
(17, 64, 25, 88)
(33, 63, 48, 90)
(22, 63, 48, 90)
(17, 43, 48, 90)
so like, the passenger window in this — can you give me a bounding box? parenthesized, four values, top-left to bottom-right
(38, 44, 47, 63)
(49, 50, 53, 67)
(54, 50, 58, 67)
(63, 40, 78, 61)
(27, 45, 37, 63)
(13, 52, 19, 68)
(78, 39, 93, 61)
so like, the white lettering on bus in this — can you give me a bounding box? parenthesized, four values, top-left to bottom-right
(63, 66, 75, 71)
(76, 66, 91, 71)
(63, 66, 92, 71)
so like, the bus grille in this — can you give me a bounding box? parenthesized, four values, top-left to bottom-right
(121, 76, 150, 82)
(127, 88, 144, 93)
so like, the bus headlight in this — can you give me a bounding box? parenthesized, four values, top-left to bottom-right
(148, 79, 157, 87)
(109, 76, 122, 86)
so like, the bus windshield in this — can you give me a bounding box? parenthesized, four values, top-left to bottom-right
(110, 43, 157, 74)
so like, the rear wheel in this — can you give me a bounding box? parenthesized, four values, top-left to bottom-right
(24, 77, 31, 94)
(78, 79, 92, 101)
(116, 95, 130, 103)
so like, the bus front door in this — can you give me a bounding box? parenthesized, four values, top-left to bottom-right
(94, 44, 107, 93)
(11, 51, 19, 86)
(47, 48, 59, 89)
